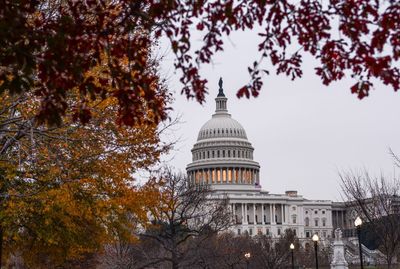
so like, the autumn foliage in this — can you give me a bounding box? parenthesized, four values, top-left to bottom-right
(1, 0, 400, 127)
(0, 90, 171, 266)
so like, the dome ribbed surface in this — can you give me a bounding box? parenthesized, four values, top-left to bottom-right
(197, 114, 247, 141)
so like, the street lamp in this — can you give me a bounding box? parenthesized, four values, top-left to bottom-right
(290, 243, 295, 269)
(244, 252, 251, 269)
(355, 216, 364, 269)
(312, 234, 319, 269)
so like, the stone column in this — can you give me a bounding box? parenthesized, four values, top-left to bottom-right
(270, 204, 273, 224)
(241, 203, 245, 224)
(244, 203, 248, 224)
(286, 204, 290, 224)
(253, 204, 256, 224)
(261, 203, 265, 224)
(272, 204, 276, 224)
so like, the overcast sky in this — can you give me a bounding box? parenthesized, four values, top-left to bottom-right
(158, 30, 400, 202)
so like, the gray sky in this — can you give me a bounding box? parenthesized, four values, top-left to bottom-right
(158, 30, 400, 202)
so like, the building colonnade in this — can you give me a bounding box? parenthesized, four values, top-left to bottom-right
(188, 167, 260, 185)
(230, 202, 288, 225)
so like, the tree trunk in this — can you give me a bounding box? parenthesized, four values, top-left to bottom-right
(0, 225, 3, 269)
(171, 243, 179, 269)
(172, 250, 179, 269)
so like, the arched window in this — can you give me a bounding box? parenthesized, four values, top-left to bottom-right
(305, 217, 309, 226)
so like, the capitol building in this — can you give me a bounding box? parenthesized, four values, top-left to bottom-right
(186, 79, 349, 240)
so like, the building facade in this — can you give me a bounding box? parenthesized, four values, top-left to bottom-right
(186, 79, 336, 240)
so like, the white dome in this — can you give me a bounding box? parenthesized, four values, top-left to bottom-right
(187, 78, 260, 189)
(197, 114, 247, 141)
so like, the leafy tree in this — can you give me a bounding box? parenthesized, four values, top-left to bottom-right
(0, 90, 172, 267)
(1, 0, 399, 126)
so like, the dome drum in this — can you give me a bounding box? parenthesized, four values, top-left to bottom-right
(187, 166, 260, 186)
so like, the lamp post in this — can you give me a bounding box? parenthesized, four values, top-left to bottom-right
(355, 216, 364, 269)
(312, 234, 319, 269)
(244, 252, 251, 269)
(290, 243, 295, 269)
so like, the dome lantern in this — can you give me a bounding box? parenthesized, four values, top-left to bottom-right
(215, 77, 228, 114)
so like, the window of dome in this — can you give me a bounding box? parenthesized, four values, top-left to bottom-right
(233, 151, 236, 157)
(202, 152, 205, 159)
(222, 129, 224, 134)
(217, 151, 220, 158)
(212, 151, 215, 158)
(222, 150, 225, 157)
(228, 150, 230, 157)
(207, 151, 210, 158)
